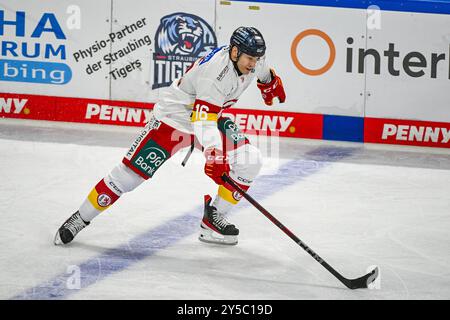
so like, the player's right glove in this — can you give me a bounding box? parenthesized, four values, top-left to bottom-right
(204, 147, 230, 185)
(257, 69, 286, 106)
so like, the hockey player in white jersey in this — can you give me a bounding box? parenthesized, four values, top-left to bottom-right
(54, 26, 286, 246)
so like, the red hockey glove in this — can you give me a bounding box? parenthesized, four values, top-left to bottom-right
(204, 148, 230, 185)
(257, 69, 286, 106)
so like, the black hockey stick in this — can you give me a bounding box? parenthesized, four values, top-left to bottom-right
(222, 174, 379, 290)
(181, 141, 196, 167)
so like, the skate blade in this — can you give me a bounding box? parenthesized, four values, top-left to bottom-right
(199, 226, 238, 246)
(54, 230, 63, 245)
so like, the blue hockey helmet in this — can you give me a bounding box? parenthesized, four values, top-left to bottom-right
(230, 26, 266, 57)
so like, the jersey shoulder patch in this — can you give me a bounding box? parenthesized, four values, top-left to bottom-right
(199, 45, 226, 66)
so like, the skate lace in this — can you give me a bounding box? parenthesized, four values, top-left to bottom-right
(211, 211, 230, 229)
(65, 214, 86, 235)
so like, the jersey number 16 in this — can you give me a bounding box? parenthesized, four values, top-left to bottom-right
(193, 104, 210, 121)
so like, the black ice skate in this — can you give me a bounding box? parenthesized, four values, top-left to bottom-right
(54, 211, 90, 245)
(199, 195, 239, 245)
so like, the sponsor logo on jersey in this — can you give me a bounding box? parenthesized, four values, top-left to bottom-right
(126, 129, 148, 158)
(152, 13, 217, 89)
(132, 140, 169, 177)
(146, 114, 161, 131)
(220, 118, 247, 144)
(217, 65, 229, 81)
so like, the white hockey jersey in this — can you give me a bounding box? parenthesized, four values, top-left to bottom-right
(153, 45, 271, 151)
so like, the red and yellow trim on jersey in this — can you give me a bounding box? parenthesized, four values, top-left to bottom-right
(218, 179, 250, 204)
(87, 179, 120, 211)
(191, 99, 222, 123)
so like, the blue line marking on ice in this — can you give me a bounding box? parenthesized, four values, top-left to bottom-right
(11, 146, 356, 300)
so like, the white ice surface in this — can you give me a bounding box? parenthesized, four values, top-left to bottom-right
(0, 119, 449, 300)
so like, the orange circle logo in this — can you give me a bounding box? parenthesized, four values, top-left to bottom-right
(291, 29, 336, 76)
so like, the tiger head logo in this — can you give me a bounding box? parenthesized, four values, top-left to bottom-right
(155, 13, 217, 56)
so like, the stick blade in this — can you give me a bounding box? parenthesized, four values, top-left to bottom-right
(345, 266, 379, 289)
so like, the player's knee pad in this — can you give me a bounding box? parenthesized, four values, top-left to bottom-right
(228, 144, 263, 186)
(80, 164, 145, 220)
(106, 163, 145, 194)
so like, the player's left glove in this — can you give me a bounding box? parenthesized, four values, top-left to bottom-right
(204, 147, 230, 185)
(257, 69, 286, 106)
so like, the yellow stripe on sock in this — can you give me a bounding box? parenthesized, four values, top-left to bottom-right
(87, 188, 109, 211)
(218, 185, 239, 204)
